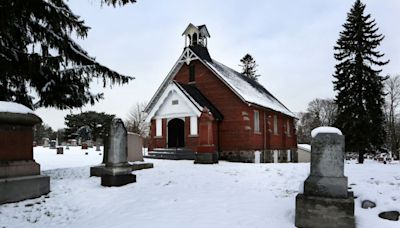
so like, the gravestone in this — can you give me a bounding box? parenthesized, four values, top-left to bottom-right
(81, 143, 88, 150)
(127, 132, 144, 162)
(49, 140, 56, 149)
(99, 118, 136, 187)
(0, 102, 50, 204)
(70, 139, 77, 146)
(42, 138, 50, 147)
(56, 147, 63, 155)
(295, 127, 355, 228)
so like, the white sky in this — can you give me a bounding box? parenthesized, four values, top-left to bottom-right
(34, 0, 400, 129)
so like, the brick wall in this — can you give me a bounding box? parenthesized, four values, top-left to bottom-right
(174, 60, 297, 152)
(148, 59, 297, 159)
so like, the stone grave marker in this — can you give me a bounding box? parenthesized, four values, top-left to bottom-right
(96, 118, 136, 187)
(56, 147, 64, 155)
(127, 132, 143, 162)
(0, 102, 50, 204)
(295, 127, 355, 228)
(42, 138, 50, 147)
(49, 140, 56, 149)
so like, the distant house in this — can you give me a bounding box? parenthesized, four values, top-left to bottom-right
(144, 24, 297, 163)
(297, 144, 311, 163)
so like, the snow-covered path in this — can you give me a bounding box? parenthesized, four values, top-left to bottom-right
(0, 147, 399, 227)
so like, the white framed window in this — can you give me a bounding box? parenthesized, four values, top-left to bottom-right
(190, 116, 198, 135)
(156, 119, 162, 136)
(254, 110, 260, 133)
(273, 114, 278, 135)
(172, 100, 179, 105)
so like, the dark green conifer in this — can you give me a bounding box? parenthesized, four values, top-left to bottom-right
(0, 0, 136, 109)
(239, 54, 260, 81)
(333, 0, 388, 163)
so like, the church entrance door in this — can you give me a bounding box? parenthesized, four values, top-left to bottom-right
(168, 118, 185, 148)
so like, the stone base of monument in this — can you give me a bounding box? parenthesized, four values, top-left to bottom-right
(0, 174, 50, 204)
(99, 166, 136, 187)
(90, 162, 154, 177)
(0, 161, 50, 204)
(101, 173, 136, 187)
(295, 192, 355, 228)
(304, 176, 349, 198)
(194, 146, 218, 164)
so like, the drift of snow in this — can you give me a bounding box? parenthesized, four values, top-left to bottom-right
(0, 146, 399, 228)
(311, 126, 342, 138)
(297, 144, 311, 151)
(0, 101, 34, 114)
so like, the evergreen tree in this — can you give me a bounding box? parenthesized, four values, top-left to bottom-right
(33, 123, 55, 144)
(64, 111, 115, 142)
(0, 0, 136, 109)
(239, 54, 260, 81)
(333, 0, 388, 163)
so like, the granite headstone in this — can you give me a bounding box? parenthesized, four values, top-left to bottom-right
(295, 127, 355, 228)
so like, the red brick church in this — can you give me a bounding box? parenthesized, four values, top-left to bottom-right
(145, 24, 297, 163)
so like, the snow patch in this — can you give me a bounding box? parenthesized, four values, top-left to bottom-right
(0, 101, 34, 114)
(206, 60, 296, 118)
(297, 144, 311, 151)
(0, 147, 398, 228)
(311, 127, 342, 138)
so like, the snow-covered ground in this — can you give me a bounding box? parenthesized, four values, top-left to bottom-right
(0, 147, 399, 228)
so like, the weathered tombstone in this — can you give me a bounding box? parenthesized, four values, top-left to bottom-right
(127, 132, 144, 162)
(70, 139, 77, 146)
(295, 127, 355, 228)
(100, 118, 136, 187)
(81, 143, 88, 150)
(56, 147, 63, 155)
(42, 138, 50, 147)
(49, 140, 56, 149)
(0, 102, 50, 204)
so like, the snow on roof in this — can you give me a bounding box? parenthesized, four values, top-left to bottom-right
(311, 127, 342, 138)
(206, 59, 296, 117)
(0, 101, 34, 114)
(298, 144, 311, 151)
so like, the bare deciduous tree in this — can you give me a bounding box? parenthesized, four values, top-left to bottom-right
(125, 102, 149, 137)
(307, 98, 337, 126)
(384, 75, 400, 159)
(296, 98, 337, 144)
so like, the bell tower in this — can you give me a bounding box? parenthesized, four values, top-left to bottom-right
(182, 23, 210, 48)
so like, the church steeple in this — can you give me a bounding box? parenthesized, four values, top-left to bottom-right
(182, 23, 210, 48)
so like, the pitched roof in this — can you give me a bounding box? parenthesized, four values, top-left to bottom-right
(206, 59, 296, 117)
(176, 82, 223, 120)
(145, 47, 296, 119)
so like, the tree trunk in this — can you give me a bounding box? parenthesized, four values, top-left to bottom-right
(358, 151, 364, 164)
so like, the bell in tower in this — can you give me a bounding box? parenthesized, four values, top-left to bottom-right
(182, 23, 210, 48)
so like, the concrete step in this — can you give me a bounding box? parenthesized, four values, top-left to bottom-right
(145, 148, 195, 160)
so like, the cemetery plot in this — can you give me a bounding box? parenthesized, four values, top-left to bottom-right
(0, 147, 399, 227)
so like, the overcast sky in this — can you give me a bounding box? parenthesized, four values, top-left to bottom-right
(34, 0, 400, 129)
